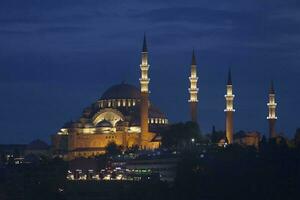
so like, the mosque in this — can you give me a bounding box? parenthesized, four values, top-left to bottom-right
(52, 36, 172, 159)
(52, 35, 278, 159)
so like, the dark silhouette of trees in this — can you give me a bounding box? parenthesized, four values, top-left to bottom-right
(161, 121, 202, 148)
(105, 142, 122, 155)
(294, 128, 300, 148)
(209, 125, 225, 143)
(0, 157, 68, 200)
(173, 140, 300, 200)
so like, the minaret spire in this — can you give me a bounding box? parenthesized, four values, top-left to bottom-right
(188, 49, 199, 123)
(224, 68, 235, 144)
(139, 34, 150, 148)
(191, 49, 197, 65)
(267, 80, 277, 138)
(227, 68, 232, 85)
(270, 80, 275, 94)
(142, 33, 148, 52)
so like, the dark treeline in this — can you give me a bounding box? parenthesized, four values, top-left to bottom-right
(172, 142, 300, 200)
(1, 127, 300, 200)
(0, 157, 68, 200)
(1, 142, 300, 200)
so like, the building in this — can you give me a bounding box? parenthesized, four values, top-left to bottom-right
(52, 36, 169, 159)
(51, 36, 279, 159)
(125, 153, 178, 182)
(188, 50, 199, 123)
(0, 139, 50, 165)
(267, 81, 277, 139)
(25, 139, 50, 157)
(225, 69, 235, 144)
(0, 144, 26, 165)
(234, 131, 261, 148)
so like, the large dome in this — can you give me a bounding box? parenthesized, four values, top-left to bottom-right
(101, 83, 141, 100)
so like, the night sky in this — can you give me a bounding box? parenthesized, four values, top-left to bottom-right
(0, 0, 299, 144)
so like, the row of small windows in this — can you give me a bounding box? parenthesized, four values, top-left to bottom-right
(105, 135, 116, 139)
(148, 118, 168, 124)
(99, 99, 137, 108)
(76, 152, 103, 157)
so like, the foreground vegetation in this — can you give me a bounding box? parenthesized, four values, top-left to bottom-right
(1, 126, 300, 200)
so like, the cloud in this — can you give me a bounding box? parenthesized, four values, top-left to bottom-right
(131, 6, 244, 24)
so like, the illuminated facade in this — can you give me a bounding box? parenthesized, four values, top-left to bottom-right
(267, 81, 277, 138)
(234, 131, 261, 148)
(188, 50, 199, 123)
(50, 36, 282, 158)
(224, 69, 235, 144)
(52, 36, 168, 159)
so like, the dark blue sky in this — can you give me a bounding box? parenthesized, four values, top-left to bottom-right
(0, 0, 299, 143)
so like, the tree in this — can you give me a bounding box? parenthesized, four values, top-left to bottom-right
(210, 126, 225, 143)
(259, 135, 268, 151)
(105, 142, 121, 155)
(293, 128, 300, 148)
(185, 121, 202, 140)
(161, 121, 202, 148)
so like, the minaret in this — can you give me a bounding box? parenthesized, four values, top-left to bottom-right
(267, 81, 277, 138)
(188, 50, 199, 123)
(224, 69, 235, 144)
(139, 34, 150, 147)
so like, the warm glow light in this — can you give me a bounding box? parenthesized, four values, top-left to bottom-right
(225, 85, 235, 112)
(189, 63, 198, 102)
(267, 93, 277, 119)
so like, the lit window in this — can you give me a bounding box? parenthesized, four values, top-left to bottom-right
(108, 101, 111, 107)
(132, 100, 136, 106)
(151, 118, 154, 123)
(128, 99, 131, 107)
(117, 100, 121, 107)
(122, 99, 126, 107)
(155, 118, 158, 123)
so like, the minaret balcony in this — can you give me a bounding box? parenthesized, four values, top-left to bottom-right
(224, 108, 235, 112)
(267, 116, 277, 120)
(225, 94, 235, 98)
(189, 77, 199, 81)
(188, 99, 198, 102)
(189, 88, 199, 92)
(140, 64, 149, 70)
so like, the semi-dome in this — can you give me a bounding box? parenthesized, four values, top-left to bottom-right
(115, 120, 126, 127)
(96, 120, 113, 128)
(101, 83, 141, 100)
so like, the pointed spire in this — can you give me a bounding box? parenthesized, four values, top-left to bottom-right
(227, 68, 232, 85)
(270, 80, 275, 94)
(191, 49, 196, 65)
(142, 33, 148, 52)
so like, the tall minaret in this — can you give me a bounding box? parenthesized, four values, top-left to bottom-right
(139, 34, 150, 147)
(267, 81, 277, 138)
(188, 50, 199, 123)
(224, 69, 235, 144)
